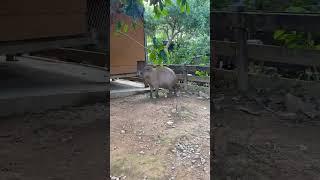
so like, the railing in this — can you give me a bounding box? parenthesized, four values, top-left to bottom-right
(211, 9, 320, 92)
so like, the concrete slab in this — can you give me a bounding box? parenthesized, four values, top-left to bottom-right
(16, 56, 108, 83)
(0, 56, 108, 117)
(110, 88, 149, 99)
(110, 79, 149, 98)
(0, 85, 107, 117)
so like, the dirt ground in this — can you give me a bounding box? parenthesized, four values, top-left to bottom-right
(212, 87, 320, 180)
(110, 91, 210, 180)
(0, 103, 107, 180)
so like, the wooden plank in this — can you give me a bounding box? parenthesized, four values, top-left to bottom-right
(175, 74, 210, 83)
(211, 11, 320, 32)
(213, 40, 320, 66)
(0, 0, 87, 15)
(166, 64, 210, 73)
(35, 48, 107, 67)
(0, 36, 93, 55)
(212, 67, 320, 98)
(187, 76, 210, 83)
(0, 14, 87, 41)
(235, 12, 249, 92)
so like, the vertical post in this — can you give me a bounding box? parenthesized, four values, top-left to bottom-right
(183, 64, 188, 90)
(234, 2, 248, 92)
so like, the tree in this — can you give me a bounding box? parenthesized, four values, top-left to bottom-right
(145, 0, 210, 63)
(144, 0, 209, 57)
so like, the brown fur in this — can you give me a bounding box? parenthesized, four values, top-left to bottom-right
(142, 66, 178, 98)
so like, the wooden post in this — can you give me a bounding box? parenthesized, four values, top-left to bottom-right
(183, 64, 188, 90)
(235, 3, 248, 92)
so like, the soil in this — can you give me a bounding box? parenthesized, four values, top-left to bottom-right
(0, 103, 107, 180)
(212, 88, 320, 180)
(110, 91, 210, 180)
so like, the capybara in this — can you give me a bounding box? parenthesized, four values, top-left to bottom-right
(142, 65, 178, 98)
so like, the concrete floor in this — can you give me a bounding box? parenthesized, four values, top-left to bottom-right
(110, 79, 149, 99)
(0, 56, 107, 117)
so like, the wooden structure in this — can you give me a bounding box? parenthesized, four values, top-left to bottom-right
(211, 9, 320, 92)
(110, 12, 146, 78)
(0, 0, 97, 56)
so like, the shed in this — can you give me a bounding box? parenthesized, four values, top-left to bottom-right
(110, 10, 146, 78)
(0, 0, 98, 56)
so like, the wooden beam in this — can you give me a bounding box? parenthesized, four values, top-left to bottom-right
(234, 11, 249, 92)
(211, 11, 320, 33)
(0, 35, 94, 55)
(176, 74, 210, 83)
(213, 40, 320, 66)
(166, 64, 210, 73)
(35, 48, 107, 67)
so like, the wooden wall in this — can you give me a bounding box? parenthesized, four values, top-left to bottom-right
(0, 0, 87, 41)
(110, 13, 145, 75)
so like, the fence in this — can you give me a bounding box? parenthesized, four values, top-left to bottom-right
(211, 9, 320, 92)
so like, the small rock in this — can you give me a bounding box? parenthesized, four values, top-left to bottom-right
(171, 109, 177, 113)
(182, 153, 187, 157)
(203, 167, 207, 172)
(200, 157, 206, 164)
(167, 121, 174, 126)
(191, 160, 196, 163)
(171, 166, 175, 170)
(139, 151, 145, 154)
(120, 130, 126, 134)
(197, 96, 204, 100)
(168, 114, 172, 117)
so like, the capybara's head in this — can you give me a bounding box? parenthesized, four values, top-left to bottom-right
(142, 66, 154, 79)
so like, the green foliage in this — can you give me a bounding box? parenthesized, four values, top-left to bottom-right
(112, 0, 190, 35)
(147, 37, 168, 65)
(195, 70, 209, 77)
(145, 0, 209, 65)
(273, 30, 320, 50)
